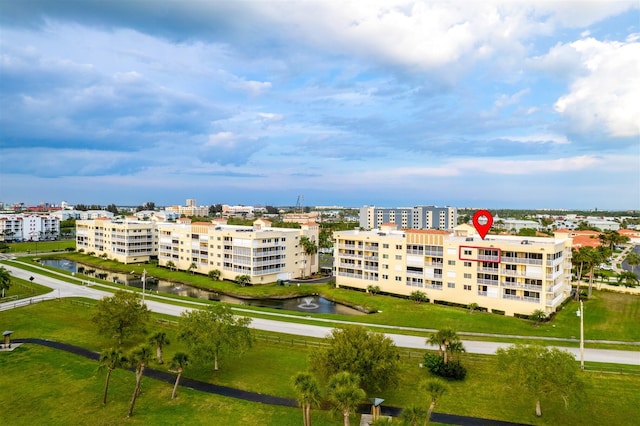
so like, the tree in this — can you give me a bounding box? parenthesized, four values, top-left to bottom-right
(625, 252, 640, 274)
(327, 371, 366, 426)
(300, 236, 318, 278)
(92, 290, 150, 345)
(235, 274, 251, 287)
(165, 260, 176, 271)
(292, 372, 321, 426)
(98, 347, 127, 405)
(427, 329, 462, 365)
(367, 285, 380, 295)
(422, 379, 447, 423)
(127, 344, 152, 417)
(617, 271, 639, 287)
(496, 344, 582, 417)
(311, 326, 400, 394)
(410, 290, 427, 303)
(168, 352, 190, 400)
(0, 266, 11, 298)
(178, 304, 252, 372)
(208, 269, 221, 281)
(148, 331, 170, 364)
(467, 302, 479, 313)
(401, 404, 428, 426)
(187, 262, 197, 275)
(572, 247, 591, 299)
(598, 230, 628, 251)
(529, 309, 547, 326)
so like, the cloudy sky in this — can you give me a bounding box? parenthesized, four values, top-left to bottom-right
(1, 1, 639, 210)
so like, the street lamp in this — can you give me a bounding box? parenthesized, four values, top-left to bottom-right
(576, 300, 584, 370)
(142, 268, 147, 303)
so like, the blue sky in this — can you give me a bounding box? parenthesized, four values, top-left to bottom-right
(1, 1, 639, 210)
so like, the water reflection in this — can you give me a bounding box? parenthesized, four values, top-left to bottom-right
(38, 259, 364, 315)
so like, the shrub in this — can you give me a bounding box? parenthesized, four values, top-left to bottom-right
(423, 353, 467, 381)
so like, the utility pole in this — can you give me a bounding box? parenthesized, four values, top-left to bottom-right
(579, 300, 584, 370)
(142, 268, 147, 303)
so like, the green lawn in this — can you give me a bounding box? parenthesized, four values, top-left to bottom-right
(1, 300, 639, 425)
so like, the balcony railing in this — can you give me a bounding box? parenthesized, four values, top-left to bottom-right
(502, 295, 541, 303)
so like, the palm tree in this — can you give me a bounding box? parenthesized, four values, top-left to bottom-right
(187, 262, 197, 275)
(572, 247, 591, 299)
(529, 309, 547, 326)
(208, 269, 221, 281)
(168, 352, 189, 400)
(427, 329, 460, 364)
(300, 236, 318, 278)
(0, 266, 11, 298)
(401, 404, 428, 426)
(236, 274, 251, 287)
(292, 372, 321, 426)
(422, 379, 447, 423)
(617, 271, 639, 287)
(166, 260, 176, 271)
(327, 371, 366, 426)
(625, 252, 640, 274)
(98, 348, 127, 405)
(128, 345, 152, 417)
(148, 331, 170, 364)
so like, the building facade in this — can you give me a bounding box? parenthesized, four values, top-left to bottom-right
(333, 223, 572, 316)
(359, 205, 458, 230)
(0, 213, 61, 242)
(156, 218, 319, 284)
(76, 218, 158, 264)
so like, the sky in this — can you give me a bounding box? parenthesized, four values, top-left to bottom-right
(1, 0, 639, 210)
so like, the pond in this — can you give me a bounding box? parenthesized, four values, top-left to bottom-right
(38, 259, 365, 315)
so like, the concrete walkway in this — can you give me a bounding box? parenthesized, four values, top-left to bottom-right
(2, 261, 640, 365)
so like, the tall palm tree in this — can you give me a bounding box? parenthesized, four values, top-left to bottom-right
(300, 236, 318, 278)
(0, 266, 11, 298)
(166, 260, 176, 271)
(572, 247, 591, 299)
(327, 371, 366, 426)
(148, 331, 170, 364)
(128, 345, 152, 417)
(168, 352, 189, 400)
(187, 262, 197, 274)
(208, 269, 221, 281)
(626, 252, 640, 274)
(98, 348, 127, 405)
(422, 379, 447, 423)
(292, 372, 321, 426)
(617, 271, 639, 287)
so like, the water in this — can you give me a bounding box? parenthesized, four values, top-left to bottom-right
(38, 259, 365, 315)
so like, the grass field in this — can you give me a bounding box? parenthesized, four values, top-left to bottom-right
(1, 300, 639, 425)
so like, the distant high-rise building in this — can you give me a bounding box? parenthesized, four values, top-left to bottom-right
(186, 199, 196, 207)
(359, 205, 457, 230)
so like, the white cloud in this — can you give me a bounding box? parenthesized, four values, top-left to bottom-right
(552, 38, 640, 137)
(494, 88, 530, 109)
(504, 133, 570, 144)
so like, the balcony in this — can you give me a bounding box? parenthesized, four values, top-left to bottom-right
(477, 278, 499, 286)
(502, 294, 541, 303)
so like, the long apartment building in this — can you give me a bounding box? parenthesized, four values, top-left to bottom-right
(0, 213, 61, 242)
(359, 205, 457, 230)
(76, 217, 158, 264)
(157, 218, 319, 284)
(333, 223, 572, 316)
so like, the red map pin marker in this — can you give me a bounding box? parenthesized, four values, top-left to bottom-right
(472, 210, 493, 240)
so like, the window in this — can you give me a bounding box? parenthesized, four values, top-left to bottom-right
(448, 260, 456, 265)
(396, 244, 403, 250)
(382, 264, 389, 269)
(395, 276, 402, 281)
(447, 282, 455, 288)
(464, 261, 472, 267)
(463, 284, 472, 291)
(464, 273, 472, 279)
(383, 243, 389, 249)
(382, 274, 389, 279)
(395, 255, 402, 260)
(463, 249, 472, 256)
(382, 254, 389, 259)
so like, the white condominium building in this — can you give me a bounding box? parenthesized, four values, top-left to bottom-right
(333, 223, 573, 316)
(157, 218, 319, 284)
(0, 213, 61, 242)
(359, 205, 458, 230)
(76, 218, 158, 264)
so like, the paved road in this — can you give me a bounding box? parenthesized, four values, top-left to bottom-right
(2, 263, 639, 366)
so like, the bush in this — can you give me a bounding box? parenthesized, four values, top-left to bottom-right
(423, 353, 467, 381)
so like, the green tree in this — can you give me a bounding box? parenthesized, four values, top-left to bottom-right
(208, 269, 221, 281)
(598, 230, 628, 251)
(98, 347, 127, 405)
(427, 329, 463, 365)
(422, 379, 447, 423)
(529, 309, 547, 326)
(572, 247, 591, 299)
(127, 345, 153, 417)
(92, 290, 150, 345)
(178, 304, 252, 372)
(235, 274, 251, 287)
(367, 285, 380, 295)
(292, 372, 321, 426)
(187, 262, 197, 275)
(401, 404, 428, 426)
(148, 331, 170, 364)
(300, 236, 318, 278)
(0, 266, 11, 298)
(496, 344, 582, 417)
(617, 271, 639, 287)
(327, 371, 366, 426)
(410, 290, 427, 304)
(625, 252, 640, 274)
(165, 260, 176, 271)
(311, 326, 400, 394)
(168, 352, 190, 400)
